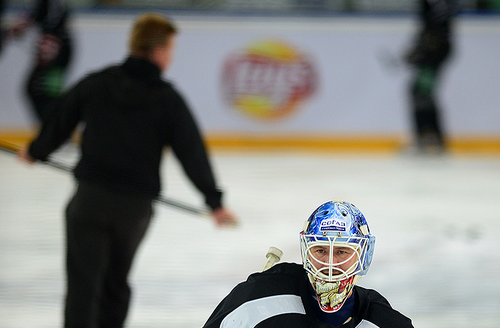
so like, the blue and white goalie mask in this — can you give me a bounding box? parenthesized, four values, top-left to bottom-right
(300, 200, 375, 312)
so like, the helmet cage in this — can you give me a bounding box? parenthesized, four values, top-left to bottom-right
(301, 234, 371, 282)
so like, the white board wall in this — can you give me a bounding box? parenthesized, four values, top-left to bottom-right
(1, 14, 499, 140)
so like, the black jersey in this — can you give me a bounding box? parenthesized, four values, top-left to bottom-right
(406, 0, 459, 66)
(31, 0, 70, 38)
(0, 0, 4, 53)
(203, 263, 413, 328)
(421, 0, 459, 36)
(28, 57, 223, 209)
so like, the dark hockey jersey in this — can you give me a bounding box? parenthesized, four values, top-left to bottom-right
(203, 263, 413, 328)
(406, 0, 459, 66)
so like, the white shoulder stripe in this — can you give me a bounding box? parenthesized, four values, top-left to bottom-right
(355, 319, 380, 328)
(220, 294, 306, 328)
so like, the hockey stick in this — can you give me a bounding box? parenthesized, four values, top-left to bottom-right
(262, 247, 283, 272)
(0, 140, 209, 216)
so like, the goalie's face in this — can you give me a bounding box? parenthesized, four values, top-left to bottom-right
(303, 241, 362, 312)
(309, 245, 358, 278)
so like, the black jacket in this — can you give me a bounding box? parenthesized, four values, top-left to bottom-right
(203, 263, 414, 328)
(29, 57, 223, 209)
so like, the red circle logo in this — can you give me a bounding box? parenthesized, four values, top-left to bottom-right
(221, 39, 317, 121)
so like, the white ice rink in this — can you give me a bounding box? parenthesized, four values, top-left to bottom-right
(1, 146, 500, 328)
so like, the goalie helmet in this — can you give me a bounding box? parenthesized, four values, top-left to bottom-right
(300, 200, 375, 313)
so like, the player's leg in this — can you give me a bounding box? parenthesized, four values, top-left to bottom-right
(410, 65, 444, 150)
(64, 182, 114, 328)
(97, 196, 153, 328)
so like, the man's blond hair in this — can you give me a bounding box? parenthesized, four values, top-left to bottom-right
(129, 13, 177, 57)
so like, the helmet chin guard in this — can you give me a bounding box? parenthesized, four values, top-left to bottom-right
(300, 200, 375, 312)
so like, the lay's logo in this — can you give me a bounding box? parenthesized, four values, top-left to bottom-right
(221, 39, 317, 121)
(319, 218, 346, 232)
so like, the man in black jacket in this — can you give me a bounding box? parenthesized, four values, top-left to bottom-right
(19, 13, 237, 328)
(203, 200, 413, 328)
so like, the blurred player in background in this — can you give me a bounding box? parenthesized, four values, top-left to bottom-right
(0, 0, 4, 55)
(18, 12, 237, 328)
(405, 0, 459, 153)
(10, 0, 73, 124)
(203, 200, 413, 328)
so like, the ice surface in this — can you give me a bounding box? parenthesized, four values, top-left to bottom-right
(1, 147, 499, 328)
